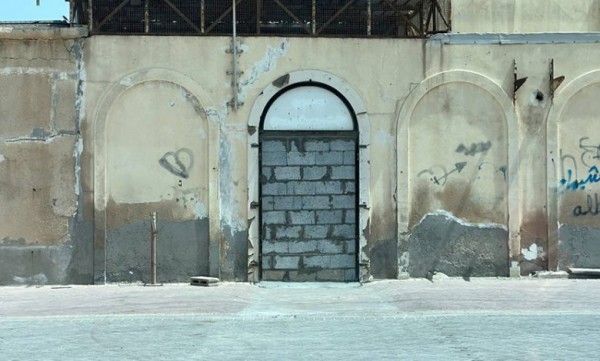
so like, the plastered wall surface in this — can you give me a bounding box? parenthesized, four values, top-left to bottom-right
(7, 8, 600, 284)
(0, 26, 86, 284)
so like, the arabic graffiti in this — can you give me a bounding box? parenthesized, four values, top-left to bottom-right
(573, 193, 600, 217)
(560, 166, 600, 191)
(159, 148, 194, 178)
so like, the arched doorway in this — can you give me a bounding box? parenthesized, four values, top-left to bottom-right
(258, 83, 359, 281)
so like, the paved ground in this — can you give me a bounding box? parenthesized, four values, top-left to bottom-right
(1, 278, 600, 360)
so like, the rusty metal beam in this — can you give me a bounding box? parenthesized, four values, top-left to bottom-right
(201, 0, 206, 33)
(273, 0, 311, 34)
(163, 0, 203, 33)
(316, 0, 356, 35)
(383, 0, 421, 36)
(205, 0, 244, 34)
(96, 0, 130, 31)
(88, 0, 93, 32)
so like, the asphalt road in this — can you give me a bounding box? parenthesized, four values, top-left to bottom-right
(1, 278, 599, 360)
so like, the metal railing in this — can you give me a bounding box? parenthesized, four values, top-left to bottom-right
(71, 0, 450, 37)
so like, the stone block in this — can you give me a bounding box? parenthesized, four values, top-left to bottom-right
(289, 210, 315, 225)
(262, 140, 287, 152)
(315, 181, 343, 194)
(304, 225, 329, 239)
(261, 270, 287, 281)
(330, 140, 355, 151)
(344, 181, 356, 194)
(305, 140, 330, 151)
(316, 269, 347, 281)
(274, 166, 301, 181)
(315, 151, 344, 165)
(262, 183, 288, 196)
(302, 166, 328, 180)
(275, 226, 302, 240)
(344, 210, 356, 223)
(331, 195, 355, 209)
(344, 268, 357, 281)
(302, 196, 331, 210)
(261, 167, 273, 181)
(343, 151, 356, 165)
(316, 210, 343, 224)
(287, 152, 316, 165)
(274, 256, 301, 269)
(262, 151, 287, 166)
(288, 181, 317, 195)
(332, 224, 355, 239)
(331, 166, 355, 180)
(262, 240, 289, 254)
(262, 211, 286, 225)
(261, 196, 274, 211)
(345, 240, 357, 253)
(318, 240, 345, 254)
(273, 196, 303, 210)
(289, 240, 319, 254)
(288, 271, 318, 282)
(304, 254, 355, 269)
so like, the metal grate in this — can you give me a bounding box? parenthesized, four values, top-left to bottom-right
(79, 0, 450, 37)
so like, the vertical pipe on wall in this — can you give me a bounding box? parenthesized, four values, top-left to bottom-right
(150, 212, 158, 285)
(367, 0, 371, 36)
(144, 0, 149, 33)
(88, 0, 93, 32)
(257, 0, 262, 34)
(312, 0, 316, 35)
(201, 0, 205, 33)
(232, 0, 239, 110)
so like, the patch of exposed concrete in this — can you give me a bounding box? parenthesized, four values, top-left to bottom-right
(106, 218, 209, 283)
(0, 245, 72, 285)
(369, 239, 398, 279)
(220, 223, 248, 282)
(408, 212, 509, 278)
(559, 225, 600, 269)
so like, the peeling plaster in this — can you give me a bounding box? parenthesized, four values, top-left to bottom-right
(0, 154, 5, 163)
(219, 130, 246, 234)
(418, 210, 508, 231)
(522, 243, 545, 261)
(238, 40, 289, 103)
(73, 138, 83, 197)
(194, 201, 207, 219)
(0, 67, 73, 78)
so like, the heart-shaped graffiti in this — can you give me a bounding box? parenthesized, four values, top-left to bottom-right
(159, 148, 194, 179)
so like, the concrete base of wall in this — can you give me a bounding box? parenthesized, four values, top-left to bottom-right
(559, 225, 600, 269)
(408, 213, 509, 278)
(0, 245, 72, 285)
(105, 219, 209, 283)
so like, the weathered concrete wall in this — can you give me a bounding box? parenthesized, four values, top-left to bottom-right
(9, 11, 600, 284)
(0, 25, 88, 285)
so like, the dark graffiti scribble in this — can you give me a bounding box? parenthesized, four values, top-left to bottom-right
(418, 162, 467, 186)
(159, 148, 194, 178)
(579, 137, 600, 167)
(455, 141, 492, 156)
